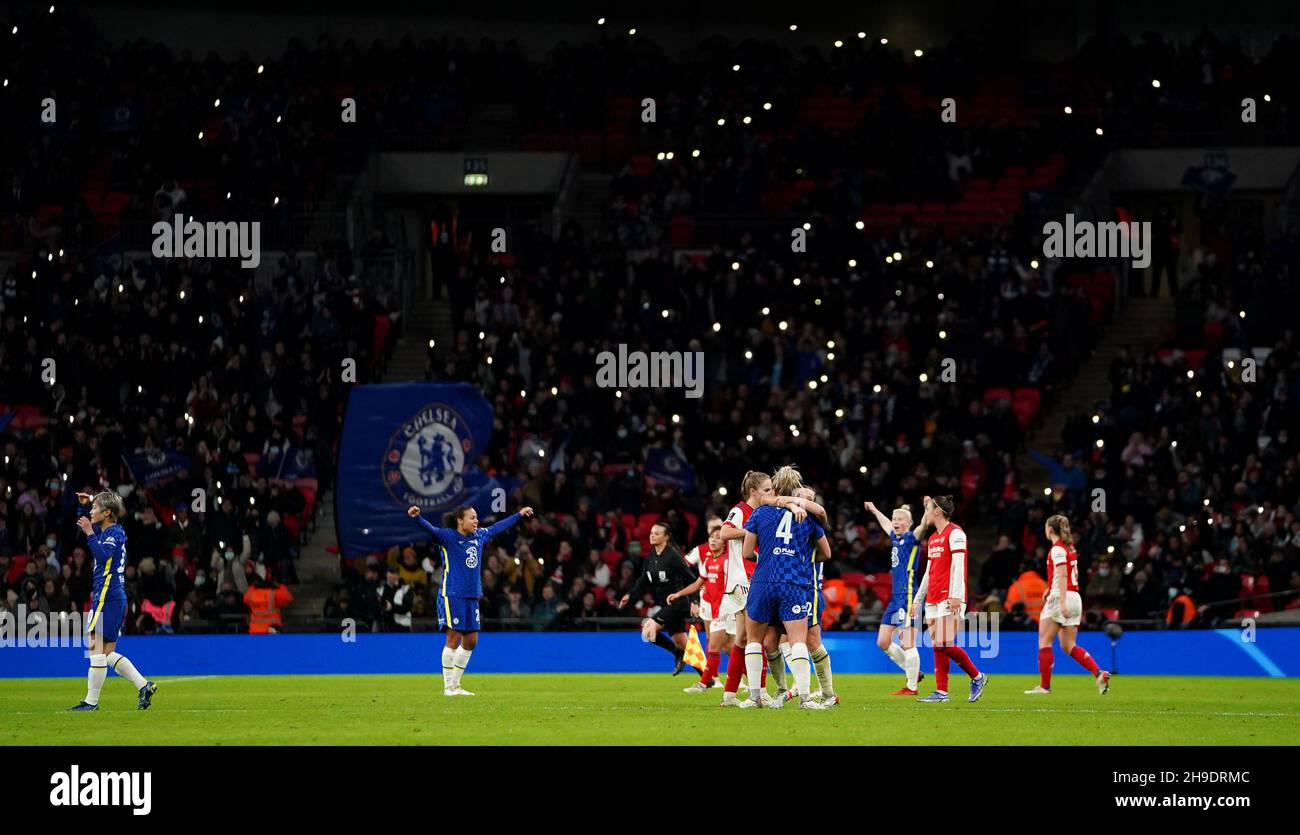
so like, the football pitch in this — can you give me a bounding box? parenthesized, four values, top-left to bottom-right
(3, 674, 1298, 745)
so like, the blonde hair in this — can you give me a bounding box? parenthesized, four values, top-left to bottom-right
(740, 470, 770, 499)
(92, 491, 125, 522)
(894, 505, 914, 526)
(1046, 514, 1073, 546)
(771, 465, 803, 497)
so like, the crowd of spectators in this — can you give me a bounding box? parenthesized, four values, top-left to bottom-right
(0, 242, 395, 633)
(2, 7, 1297, 634)
(975, 224, 1300, 628)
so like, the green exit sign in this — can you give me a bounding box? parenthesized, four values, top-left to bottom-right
(464, 157, 488, 187)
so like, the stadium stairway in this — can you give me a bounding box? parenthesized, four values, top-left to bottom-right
(1020, 296, 1174, 491)
(284, 297, 451, 623)
(285, 496, 339, 623)
(572, 171, 612, 223)
(382, 298, 450, 383)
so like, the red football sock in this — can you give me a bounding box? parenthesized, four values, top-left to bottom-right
(1038, 647, 1054, 689)
(934, 647, 950, 692)
(1070, 645, 1101, 676)
(702, 651, 721, 685)
(942, 645, 981, 679)
(724, 645, 745, 693)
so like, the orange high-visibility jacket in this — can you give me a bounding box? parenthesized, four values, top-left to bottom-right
(243, 584, 294, 634)
(1005, 571, 1047, 620)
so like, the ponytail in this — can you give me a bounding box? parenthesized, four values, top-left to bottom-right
(1047, 514, 1073, 546)
(740, 470, 768, 499)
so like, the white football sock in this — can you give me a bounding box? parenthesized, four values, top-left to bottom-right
(885, 642, 907, 670)
(811, 646, 834, 696)
(789, 642, 811, 701)
(106, 651, 147, 689)
(85, 654, 108, 705)
(765, 649, 787, 691)
(451, 647, 473, 688)
(744, 642, 764, 702)
(904, 647, 921, 690)
(779, 640, 793, 673)
(441, 647, 455, 690)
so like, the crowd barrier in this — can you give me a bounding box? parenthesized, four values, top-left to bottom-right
(2, 627, 1297, 678)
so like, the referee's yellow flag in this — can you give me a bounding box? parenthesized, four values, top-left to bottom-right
(683, 625, 707, 671)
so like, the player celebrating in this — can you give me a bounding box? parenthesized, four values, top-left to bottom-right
(619, 521, 700, 675)
(793, 485, 837, 706)
(911, 495, 989, 703)
(68, 491, 158, 711)
(741, 465, 832, 710)
(409, 503, 533, 696)
(731, 486, 834, 705)
(1025, 514, 1111, 695)
(674, 518, 731, 692)
(865, 497, 931, 695)
(718, 471, 774, 707)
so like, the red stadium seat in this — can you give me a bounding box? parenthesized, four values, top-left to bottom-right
(635, 513, 658, 540)
(983, 387, 1012, 406)
(1204, 322, 1224, 349)
(1013, 387, 1042, 412)
(840, 572, 867, 588)
(869, 574, 893, 605)
(683, 511, 699, 542)
(668, 214, 694, 246)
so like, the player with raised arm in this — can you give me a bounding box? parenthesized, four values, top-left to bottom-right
(68, 491, 158, 711)
(911, 495, 988, 703)
(409, 503, 533, 696)
(675, 518, 732, 692)
(620, 522, 701, 675)
(718, 471, 774, 707)
(1025, 514, 1111, 695)
(741, 465, 832, 710)
(865, 497, 931, 695)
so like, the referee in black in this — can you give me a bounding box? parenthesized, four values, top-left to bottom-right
(619, 521, 700, 675)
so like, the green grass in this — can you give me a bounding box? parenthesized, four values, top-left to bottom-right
(3, 674, 1297, 745)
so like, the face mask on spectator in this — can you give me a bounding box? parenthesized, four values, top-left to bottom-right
(46, 537, 56, 549)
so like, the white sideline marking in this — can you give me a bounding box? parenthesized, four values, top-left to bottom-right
(152, 676, 218, 684)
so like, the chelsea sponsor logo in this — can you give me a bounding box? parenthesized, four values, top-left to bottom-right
(465, 545, 479, 569)
(382, 402, 476, 511)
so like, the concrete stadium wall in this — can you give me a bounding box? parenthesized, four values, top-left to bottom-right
(2, 628, 1297, 678)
